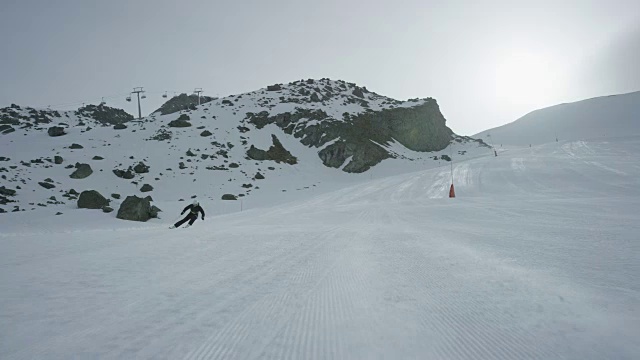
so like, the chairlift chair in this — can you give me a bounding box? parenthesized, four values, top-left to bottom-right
(162, 92, 168, 98)
(100, 97, 106, 106)
(141, 95, 146, 99)
(126, 95, 132, 102)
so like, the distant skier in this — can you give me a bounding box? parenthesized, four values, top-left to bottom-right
(170, 200, 205, 229)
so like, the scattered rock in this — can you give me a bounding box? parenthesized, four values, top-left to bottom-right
(200, 130, 212, 137)
(149, 205, 162, 218)
(116, 195, 160, 222)
(69, 143, 83, 149)
(47, 126, 66, 137)
(102, 206, 114, 213)
(113, 168, 135, 179)
(168, 119, 191, 128)
(54, 156, 63, 164)
(255, 172, 265, 180)
(38, 182, 56, 189)
(70, 163, 93, 179)
(0, 124, 15, 134)
(111, 193, 121, 199)
(140, 184, 153, 192)
(92, 156, 104, 160)
(221, 194, 237, 200)
(113, 124, 127, 130)
(267, 84, 282, 91)
(0, 186, 16, 196)
(133, 162, 149, 174)
(77, 190, 109, 209)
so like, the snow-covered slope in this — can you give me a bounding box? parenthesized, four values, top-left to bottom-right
(475, 91, 640, 146)
(1, 136, 638, 359)
(0, 79, 486, 216)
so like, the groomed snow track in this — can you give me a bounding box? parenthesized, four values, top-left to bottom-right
(1, 137, 639, 359)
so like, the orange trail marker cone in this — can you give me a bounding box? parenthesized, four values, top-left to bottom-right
(449, 183, 456, 198)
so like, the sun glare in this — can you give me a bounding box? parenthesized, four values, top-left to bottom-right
(494, 51, 553, 105)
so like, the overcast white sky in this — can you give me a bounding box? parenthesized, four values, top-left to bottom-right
(1, 0, 638, 135)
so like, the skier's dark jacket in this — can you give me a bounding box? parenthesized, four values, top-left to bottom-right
(181, 204, 205, 219)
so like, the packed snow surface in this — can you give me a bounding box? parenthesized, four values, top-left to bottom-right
(1, 137, 639, 359)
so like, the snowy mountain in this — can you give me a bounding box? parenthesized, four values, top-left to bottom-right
(474, 91, 640, 146)
(0, 78, 488, 216)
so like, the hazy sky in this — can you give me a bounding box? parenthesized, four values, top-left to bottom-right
(1, 0, 638, 135)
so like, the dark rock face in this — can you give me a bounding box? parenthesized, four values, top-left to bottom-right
(200, 130, 212, 137)
(153, 93, 214, 115)
(133, 162, 149, 174)
(69, 143, 83, 149)
(102, 206, 114, 213)
(140, 184, 153, 192)
(0, 186, 16, 196)
(70, 163, 93, 179)
(113, 124, 127, 130)
(111, 193, 121, 199)
(48, 126, 66, 137)
(246, 135, 297, 165)
(54, 156, 63, 164)
(0, 124, 15, 134)
(221, 194, 237, 200)
(267, 84, 282, 91)
(177, 114, 190, 121)
(255, 172, 265, 180)
(116, 195, 161, 222)
(77, 190, 109, 209)
(77, 104, 134, 126)
(246, 99, 452, 173)
(168, 119, 192, 128)
(310, 93, 321, 102)
(352, 87, 365, 98)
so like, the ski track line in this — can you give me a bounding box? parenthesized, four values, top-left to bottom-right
(6, 227, 333, 359)
(184, 226, 343, 360)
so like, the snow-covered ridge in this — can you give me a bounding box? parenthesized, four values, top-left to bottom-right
(0, 79, 486, 216)
(475, 90, 640, 146)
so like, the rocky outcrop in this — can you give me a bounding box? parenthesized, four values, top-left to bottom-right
(77, 190, 109, 209)
(168, 119, 191, 128)
(153, 93, 214, 115)
(70, 163, 93, 179)
(246, 99, 452, 172)
(77, 104, 134, 126)
(246, 135, 297, 165)
(116, 195, 160, 222)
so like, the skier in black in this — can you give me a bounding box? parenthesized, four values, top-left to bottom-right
(170, 200, 205, 228)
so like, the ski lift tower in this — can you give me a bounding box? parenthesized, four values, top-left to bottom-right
(194, 88, 203, 105)
(131, 87, 145, 119)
